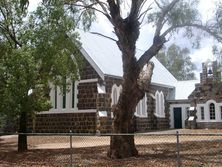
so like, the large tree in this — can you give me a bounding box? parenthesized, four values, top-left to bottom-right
(22, 0, 222, 158)
(0, 0, 88, 151)
(156, 44, 196, 80)
(71, 0, 222, 159)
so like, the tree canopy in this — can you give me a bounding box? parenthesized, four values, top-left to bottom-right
(156, 44, 196, 80)
(0, 0, 92, 151)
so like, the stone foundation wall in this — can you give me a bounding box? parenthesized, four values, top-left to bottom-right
(135, 117, 150, 132)
(197, 122, 222, 129)
(135, 93, 170, 132)
(28, 112, 96, 133)
(98, 117, 112, 133)
(155, 117, 170, 130)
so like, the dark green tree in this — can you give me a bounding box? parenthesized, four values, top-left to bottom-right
(157, 44, 196, 80)
(0, 0, 91, 151)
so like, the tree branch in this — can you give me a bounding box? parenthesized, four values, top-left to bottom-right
(137, 40, 165, 71)
(94, 0, 111, 21)
(89, 31, 117, 42)
(162, 23, 222, 42)
(138, 0, 149, 13)
(128, 0, 143, 21)
(107, 0, 122, 25)
(0, 5, 22, 48)
(155, 0, 179, 37)
(138, 4, 152, 21)
(154, 0, 163, 10)
(137, 61, 154, 91)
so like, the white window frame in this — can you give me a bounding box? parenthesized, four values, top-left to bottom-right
(111, 84, 122, 106)
(200, 106, 205, 120)
(111, 84, 122, 118)
(220, 106, 222, 120)
(209, 103, 216, 120)
(135, 94, 147, 118)
(49, 80, 78, 112)
(155, 91, 165, 118)
(196, 100, 220, 122)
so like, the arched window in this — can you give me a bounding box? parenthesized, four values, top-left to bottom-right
(155, 91, 160, 116)
(136, 101, 141, 116)
(155, 91, 165, 118)
(160, 92, 165, 117)
(111, 84, 121, 105)
(113, 88, 118, 105)
(54, 85, 57, 109)
(135, 94, 147, 117)
(209, 103, 215, 120)
(142, 96, 146, 116)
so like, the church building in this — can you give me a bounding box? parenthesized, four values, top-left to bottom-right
(28, 30, 222, 133)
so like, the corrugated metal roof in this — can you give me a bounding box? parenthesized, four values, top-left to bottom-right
(174, 80, 199, 100)
(78, 30, 198, 100)
(78, 30, 177, 86)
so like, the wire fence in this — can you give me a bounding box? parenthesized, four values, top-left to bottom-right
(1, 131, 222, 167)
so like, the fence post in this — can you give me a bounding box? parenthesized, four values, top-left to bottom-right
(70, 130, 73, 167)
(176, 131, 180, 167)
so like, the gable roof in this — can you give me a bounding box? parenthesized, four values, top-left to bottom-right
(78, 30, 200, 100)
(78, 30, 177, 87)
(175, 80, 199, 100)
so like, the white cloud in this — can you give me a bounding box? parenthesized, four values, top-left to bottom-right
(192, 46, 215, 64)
(28, 0, 41, 12)
(198, 0, 217, 21)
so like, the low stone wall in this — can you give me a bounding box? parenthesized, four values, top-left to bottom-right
(197, 122, 222, 129)
(28, 112, 97, 133)
(135, 116, 169, 132)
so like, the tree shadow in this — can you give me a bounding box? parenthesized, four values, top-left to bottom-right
(1, 138, 222, 166)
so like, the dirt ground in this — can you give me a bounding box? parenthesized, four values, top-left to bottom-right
(1, 129, 222, 167)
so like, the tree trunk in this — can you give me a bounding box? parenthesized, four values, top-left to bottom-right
(18, 111, 28, 152)
(108, 83, 143, 158)
(107, 60, 142, 157)
(108, 121, 138, 158)
(105, 8, 155, 157)
(108, 61, 154, 159)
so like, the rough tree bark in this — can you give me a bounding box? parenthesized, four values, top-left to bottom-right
(18, 111, 28, 152)
(106, 0, 165, 159)
(108, 62, 154, 158)
(18, 98, 28, 152)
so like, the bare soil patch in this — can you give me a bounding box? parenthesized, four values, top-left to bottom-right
(1, 129, 222, 167)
